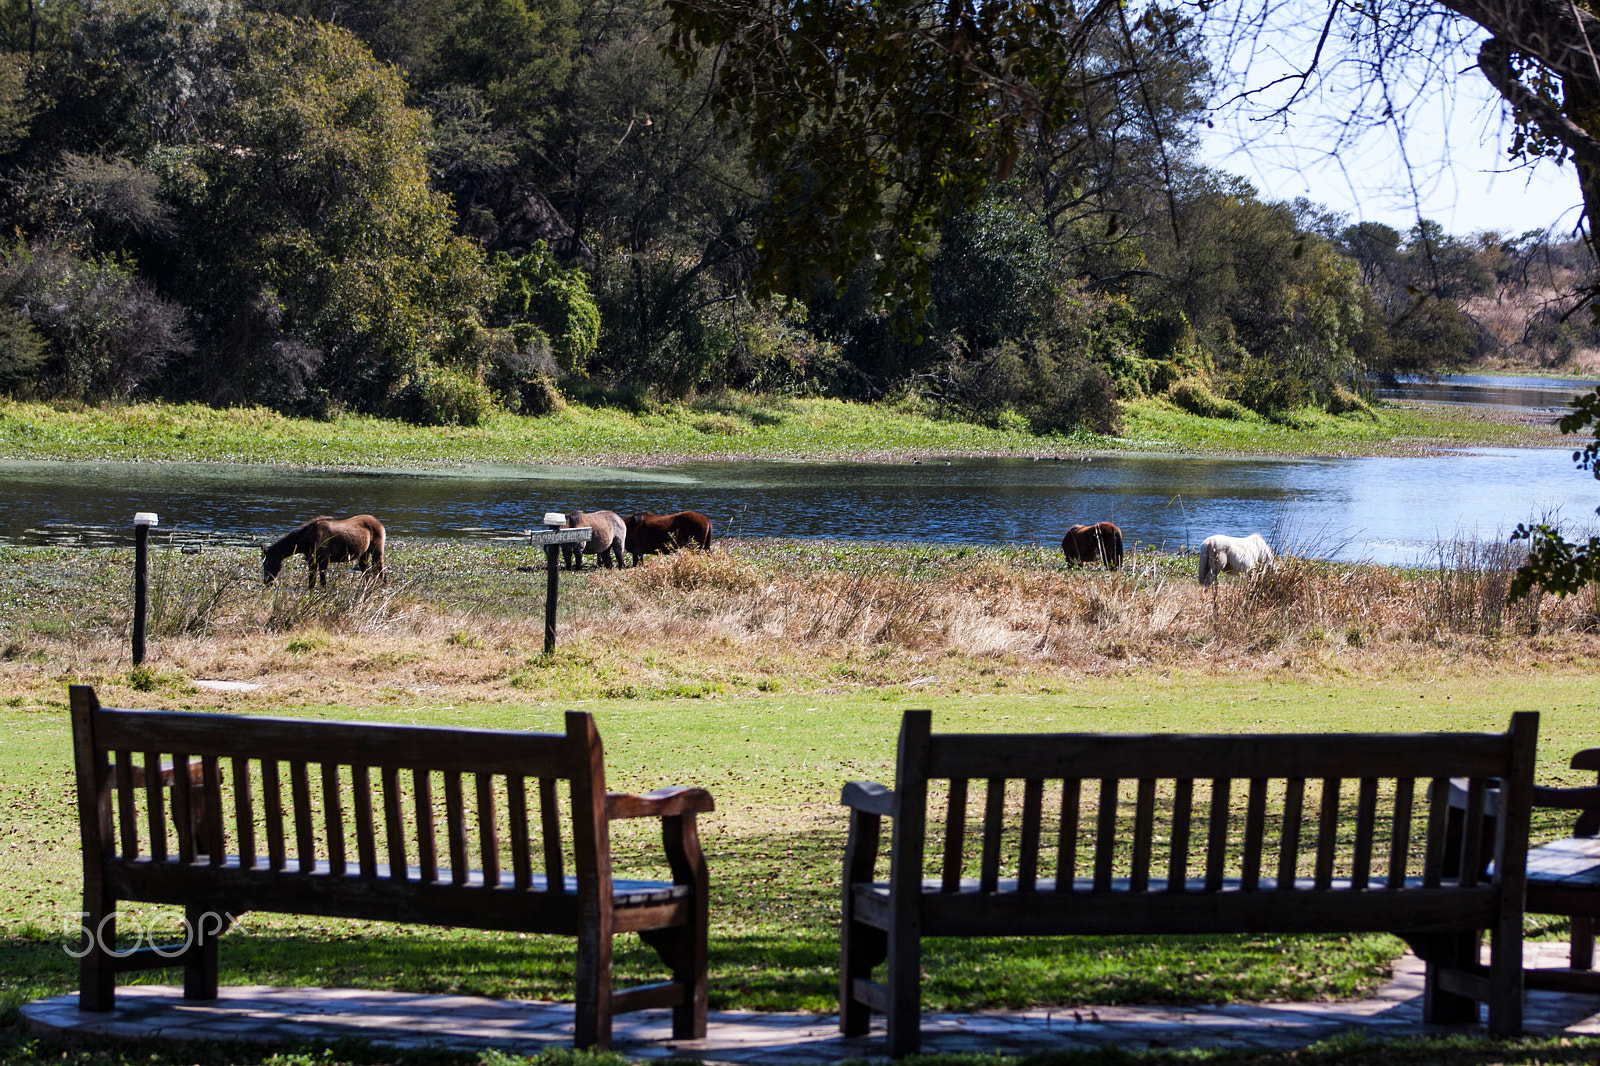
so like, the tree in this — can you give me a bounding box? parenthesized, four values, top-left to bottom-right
(662, 0, 1198, 310)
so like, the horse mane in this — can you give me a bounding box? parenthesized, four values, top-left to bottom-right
(264, 516, 335, 560)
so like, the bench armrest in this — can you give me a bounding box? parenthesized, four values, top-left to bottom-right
(841, 780, 893, 816)
(1534, 784, 1600, 836)
(606, 786, 714, 821)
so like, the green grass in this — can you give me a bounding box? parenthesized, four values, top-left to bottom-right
(0, 393, 1563, 468)
(1119, 398, 1563, 456)
(5, 680, 1600, 1020)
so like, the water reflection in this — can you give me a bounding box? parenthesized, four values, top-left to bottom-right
(9, 449, 1598, 566)
(1374, 373, 1600, 412)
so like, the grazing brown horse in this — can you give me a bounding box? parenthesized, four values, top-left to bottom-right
(262, 515, 387, 588)
(1061, 521, 1123, 570)
(561, 509, 627, 570)
(624, 510, 713, 565)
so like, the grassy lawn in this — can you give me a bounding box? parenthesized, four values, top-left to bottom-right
(0, 393, 1565, 468)
(3, 535, 1599, 1065)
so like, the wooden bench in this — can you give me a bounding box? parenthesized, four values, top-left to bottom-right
(1449, 747, 1600, 994)
(839, 709, 1539, 1056)
(69, 684, 713, 1049)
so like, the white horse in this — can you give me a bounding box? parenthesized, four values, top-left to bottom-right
(1197, 533, 1275, 587)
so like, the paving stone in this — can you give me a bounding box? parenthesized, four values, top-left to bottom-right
(21, 944, 1600, 1062)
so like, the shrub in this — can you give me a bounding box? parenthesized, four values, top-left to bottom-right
(492, 245, 600, 374)
(1167, 377, 1251, 420)
(0, 243, 190, 400)
(396, 364, 496, 426)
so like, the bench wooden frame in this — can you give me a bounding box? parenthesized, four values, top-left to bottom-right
(839, 709, 1539, 1056)
(69, 684, 712, 1049)
(1512, 748, 1600, 994)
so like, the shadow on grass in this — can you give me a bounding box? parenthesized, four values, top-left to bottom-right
(3, 926, 1403, 1016)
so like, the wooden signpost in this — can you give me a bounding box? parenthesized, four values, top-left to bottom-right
(131, 512, 158, 665)
(527, 519, 592, 653)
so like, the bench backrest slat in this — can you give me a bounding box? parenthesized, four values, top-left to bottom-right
(1241, 778, 1267, 891)
(508, 775, 531, 890)
(1055, 778, 1079, 893)
(941, 779, 967, 892)
(1387, 776, 1414, 889)
(1204, 778, 1229, 891)
(444, 771, 469, 886)
(353, 765, 378, 877)
(382, 767, 405, 877)
(144, 750, 166, 862)
(263, 760, 285, 871)
(93, 709, 576, 777)
(979, 779, 1004, 892)
(323, 762, 347, 876)
(414, 768, 438, 882)
(477, 772, 500, 887)
(1017, 779, 1044, 891)
(114, 752, 136, 859)
(1130, 778, 1156, 892)
(1352, 777, 1379, 889)
(1168, 777, 1194, 890)
(891, 710, 1539, 913)
(232, 757, 255, 870)
(540, 777, 566, 892)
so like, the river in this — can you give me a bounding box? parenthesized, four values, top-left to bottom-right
(3, 446, 1595, 566)
(7, 374, 1599, 566)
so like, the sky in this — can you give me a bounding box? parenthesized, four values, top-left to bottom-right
(1197, 7, 1587, 240)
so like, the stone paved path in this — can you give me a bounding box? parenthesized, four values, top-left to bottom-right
(22, 944, 1600, 1062)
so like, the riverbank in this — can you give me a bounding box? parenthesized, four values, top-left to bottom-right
(0, 392, 1568, 468)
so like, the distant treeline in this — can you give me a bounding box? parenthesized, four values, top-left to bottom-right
(0, 0, 1589, 432)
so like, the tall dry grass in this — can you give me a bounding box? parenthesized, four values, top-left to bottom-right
(9, 538, 1600, 703)
(586, 541, 1600, 669)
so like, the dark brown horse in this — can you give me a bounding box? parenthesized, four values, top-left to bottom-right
(1061, 521, 1123, 570)
(624, 510, 713, 565)
(263, 515, 387, 588)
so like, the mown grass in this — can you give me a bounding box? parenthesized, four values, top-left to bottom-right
(4, 538, 1600, 1066)
(0, 393, 1564, 469)
(1119, 398, 1563, 456)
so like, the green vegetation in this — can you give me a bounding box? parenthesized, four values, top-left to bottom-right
(0, 0, 1585, 443)
(0, 393, 1563, 467)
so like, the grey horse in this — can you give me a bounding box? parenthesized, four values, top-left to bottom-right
(562, 510, 628, 569)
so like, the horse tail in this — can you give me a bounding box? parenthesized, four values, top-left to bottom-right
(699, 519, 713, 550)
(1108, 525, 1124, 570)
(1197, 549, 1214, 587)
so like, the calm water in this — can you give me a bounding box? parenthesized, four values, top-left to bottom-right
(1375, 373, 1600, 412)
(6, 448, 1597, 566)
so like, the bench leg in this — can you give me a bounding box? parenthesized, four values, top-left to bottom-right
(839, 917, 886, 1037)
(184, 904, 221, 999)
(1574, 917, 1595, 971)
(1420, 931, 1481, 1025)
(77, 898, 116, 1012)
(885, 922, 921, 1057)
(639, 922, 707, 1040)
(575, 923, 614, 1049)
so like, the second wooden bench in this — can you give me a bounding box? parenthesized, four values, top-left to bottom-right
(840, 709, 1539, 1055)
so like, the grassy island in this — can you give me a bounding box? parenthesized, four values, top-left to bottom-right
(0, 392, 1568, 468)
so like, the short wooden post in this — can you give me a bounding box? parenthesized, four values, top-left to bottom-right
(545, 542, 561, 654)
(527, 518, 591, 655)
(132, 512, 158, 665)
